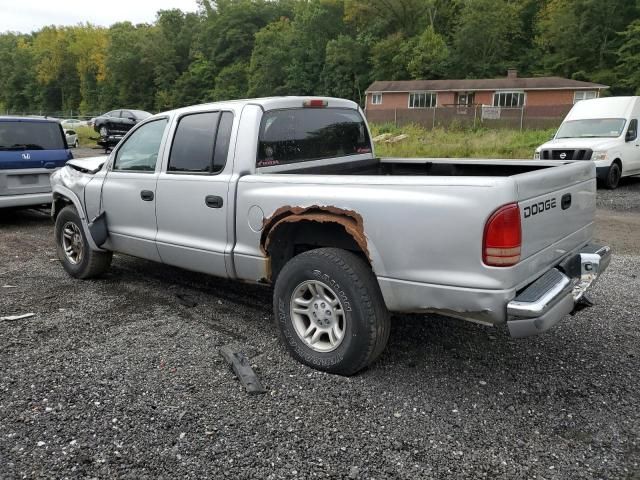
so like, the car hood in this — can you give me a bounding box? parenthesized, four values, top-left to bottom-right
(66, 155, 108, 174)
(537, 137, 621, 152)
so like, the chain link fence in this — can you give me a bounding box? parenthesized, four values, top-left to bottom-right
(2, 110, 105, 120)
(365, 104, 573, 130)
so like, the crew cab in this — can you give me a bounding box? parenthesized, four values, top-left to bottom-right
(50, 97, 611, 375)
(0, 117, 72, 208)
(535, 96, 640, 189)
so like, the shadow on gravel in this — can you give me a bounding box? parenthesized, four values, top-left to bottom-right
(0, 207, 51, 227)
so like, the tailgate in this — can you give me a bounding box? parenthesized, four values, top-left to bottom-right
(0, 150, 70, 196)
(515, 161, 596, 260)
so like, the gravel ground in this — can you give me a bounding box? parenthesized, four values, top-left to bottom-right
(1, 190, 639, 478)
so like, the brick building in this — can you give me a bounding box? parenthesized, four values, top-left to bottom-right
(365, 70, 608, 112)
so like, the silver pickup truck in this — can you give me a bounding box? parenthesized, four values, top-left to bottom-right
(50, 96, 611, 375)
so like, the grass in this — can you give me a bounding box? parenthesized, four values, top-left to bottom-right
(74, 125, 98, 148)
(370, 123, 555, 159)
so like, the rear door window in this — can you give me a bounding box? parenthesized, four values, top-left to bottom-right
(168, 111, 233, 174)
(257, 108, 371, 167)
(0, 121, 66, 151)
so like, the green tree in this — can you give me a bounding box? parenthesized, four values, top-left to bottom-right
(451, 0, 523, 78)
(321, 35, 369, 102)
(536, 0, 638, 88)
(213, 61, 249, 100)
(618, 19, 640, 94)
(370, 33, 414, 81)
(407, 26, 449, 79)
(248, 18, 295, 96)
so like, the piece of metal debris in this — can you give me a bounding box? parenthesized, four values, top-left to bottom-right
(1, 313, 35, 321)
(175, 293, 198, 308)
(219, 345, 266, 395)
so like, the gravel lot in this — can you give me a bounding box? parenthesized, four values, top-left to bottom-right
(1, 177, 639, 479)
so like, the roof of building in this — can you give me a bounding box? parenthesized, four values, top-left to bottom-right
(366, 76, 609, 93)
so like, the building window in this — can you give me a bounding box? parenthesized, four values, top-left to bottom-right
(371, 93, 382, 105)
(457, 92, 475, 106)
(493, 91, 525, 107)
(409, 92, 437, 108)
(574, 90, 598, 103)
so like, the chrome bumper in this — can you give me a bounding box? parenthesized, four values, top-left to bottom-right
(506, 244, 611, 338)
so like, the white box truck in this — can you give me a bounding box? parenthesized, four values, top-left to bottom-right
(535, 96, 640, 189)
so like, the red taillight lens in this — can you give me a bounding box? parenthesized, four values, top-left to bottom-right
(483, 203, 522, 267)
(303, 99, 328, 108)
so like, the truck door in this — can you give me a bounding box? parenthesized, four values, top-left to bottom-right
(622, 118, 640, 174)
(100, 118, 169, 261)
(154, 111, 234, 277)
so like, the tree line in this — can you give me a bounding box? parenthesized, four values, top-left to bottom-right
(1, 0, 639, 116)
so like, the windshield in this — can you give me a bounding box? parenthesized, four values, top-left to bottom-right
(257, 108, 372, 166)
(0, 121, 66, 150)
(556, 118, 627, 139)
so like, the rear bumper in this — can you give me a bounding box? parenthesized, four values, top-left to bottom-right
(0, 192, 52, 208)
(506, 243, 611, 337)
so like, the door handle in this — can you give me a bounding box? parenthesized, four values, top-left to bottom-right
(140, 190, 154, 201)
(205, 195, 223, 208)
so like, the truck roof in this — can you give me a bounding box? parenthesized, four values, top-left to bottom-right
(161, 96, 360, 118)
(565, 96, 639, 121)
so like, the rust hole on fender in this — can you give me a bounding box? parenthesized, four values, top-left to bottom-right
(260, 205, 370, 280)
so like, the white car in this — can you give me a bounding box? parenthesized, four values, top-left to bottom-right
(535, 96, 640, 189)
(65, 129, 79, 148)
(61, 119, 87, 129)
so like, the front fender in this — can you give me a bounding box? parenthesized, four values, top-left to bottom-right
(52, 183, 106, 252)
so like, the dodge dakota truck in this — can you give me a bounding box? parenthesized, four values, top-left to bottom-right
(50, 97, 611, 375)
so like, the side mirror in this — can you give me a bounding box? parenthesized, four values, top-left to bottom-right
(128, 117, 136, 121)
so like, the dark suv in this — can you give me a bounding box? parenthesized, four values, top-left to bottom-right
(0, 117, 72, 208)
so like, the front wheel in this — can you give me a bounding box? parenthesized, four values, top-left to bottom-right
(273, 248, 390, 376)
(55, 206, 112, 279)
(603, 162, 621, 189)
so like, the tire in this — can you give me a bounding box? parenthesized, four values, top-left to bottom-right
(273, 248, 390, 376)
(604, 162, 621, 189)
(99, 125, 109, 137)
(73, 139, 79, 148)
(55, 206, 112, 279)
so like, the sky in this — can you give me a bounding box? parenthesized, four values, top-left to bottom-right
(0, 0, 201, 33)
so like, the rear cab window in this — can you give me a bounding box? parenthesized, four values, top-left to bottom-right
(257, 108, 371, 167)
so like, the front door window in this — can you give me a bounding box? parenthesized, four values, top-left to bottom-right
(113, 119, 168, 172)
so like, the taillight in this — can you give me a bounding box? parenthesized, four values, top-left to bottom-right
(483, 203, 521, 267)
(303, 99, 328, 108)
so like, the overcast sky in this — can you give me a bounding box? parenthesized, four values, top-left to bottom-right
(0, 0, 201, 33)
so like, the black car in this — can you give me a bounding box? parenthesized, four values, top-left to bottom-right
(92, 109, 151, 137)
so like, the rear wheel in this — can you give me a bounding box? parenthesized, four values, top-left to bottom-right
(604, 162, 621, 189)
(273, 248, 390, 376)
(55, 206, 112, 279)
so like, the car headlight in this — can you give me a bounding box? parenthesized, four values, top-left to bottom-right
(591, 151, 608, 161)
(533, 151, 540, 160)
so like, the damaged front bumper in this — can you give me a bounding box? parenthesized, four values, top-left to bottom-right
(506, 243, 611, 338)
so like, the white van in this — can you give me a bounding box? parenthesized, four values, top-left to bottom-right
(534, 96, 640, 189)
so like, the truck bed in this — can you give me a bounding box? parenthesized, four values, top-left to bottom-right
(265, 157, 569, 177)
